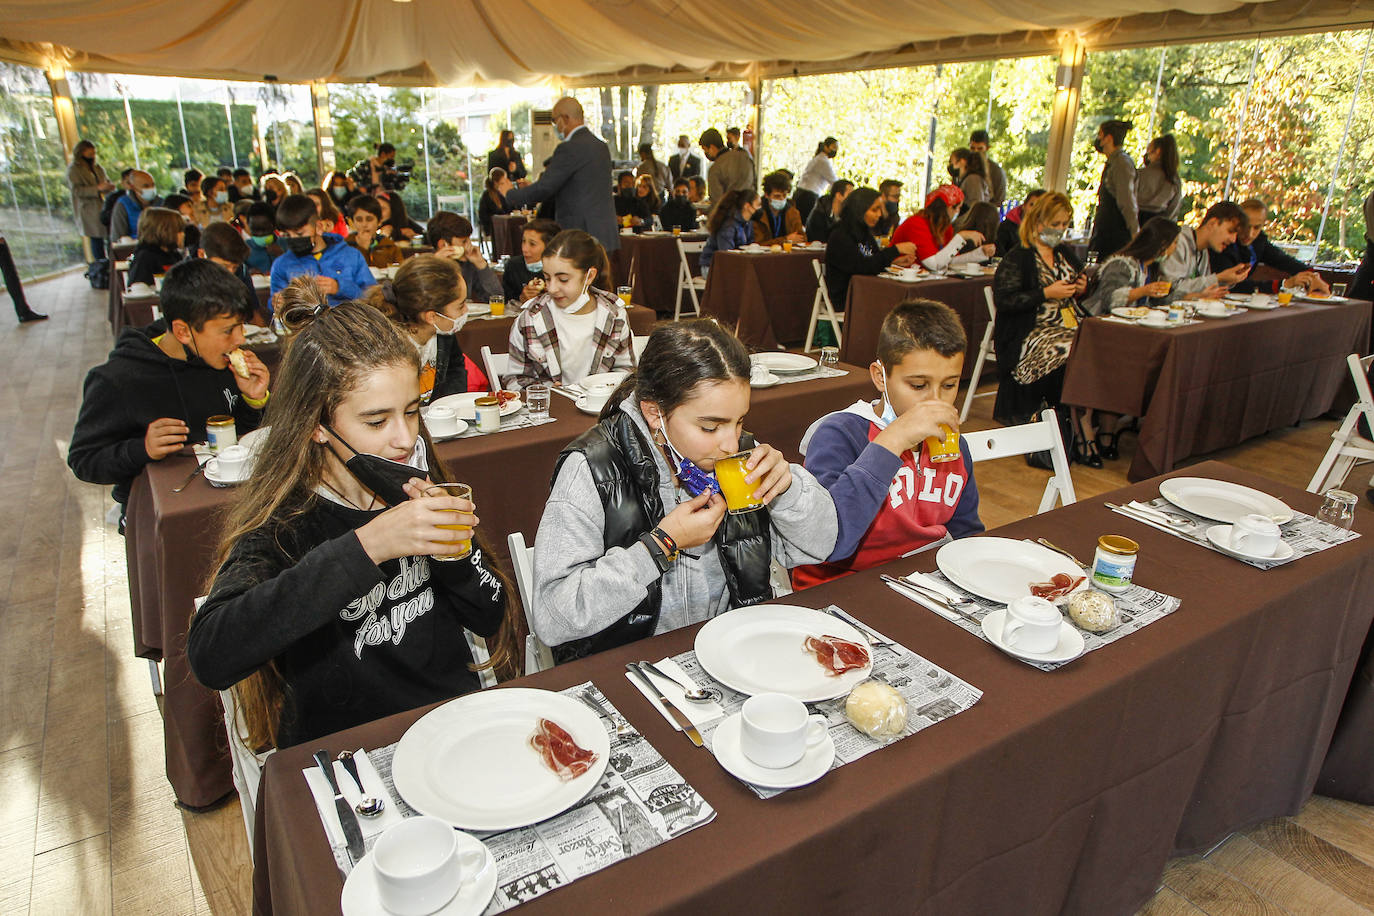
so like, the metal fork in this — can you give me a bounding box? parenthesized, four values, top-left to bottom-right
(825, 607, 894, 647)
(578, 689, 631, 737)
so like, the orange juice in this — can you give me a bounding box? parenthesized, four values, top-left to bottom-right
(425, 483, 473, 560)
(1277, 290, 1293, 305)
(783, 240, 793, 253)
(715, 451, 763, 514)
(489, 295, 506, 317)
(924, 424, 961, 464)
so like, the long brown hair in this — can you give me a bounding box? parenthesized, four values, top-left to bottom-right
(364, 254, 467, 332)
(204, 301, 517, 750)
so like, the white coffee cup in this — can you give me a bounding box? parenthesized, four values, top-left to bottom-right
(581, 380, 619, 412)
(739, 693, 828, 769)
(215, 444, 251, 479)
(372, 816, 484, 916)
(426, 405, 459, 436)
(1002, 595, 1064, 655)
(1249, 291, 1266, 307)
(1229, 513, 1281, 557)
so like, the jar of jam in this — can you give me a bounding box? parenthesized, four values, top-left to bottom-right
(474, 396, 501, 433)
(206, 415, 237, 453)
(1092, 535, 1139, 594)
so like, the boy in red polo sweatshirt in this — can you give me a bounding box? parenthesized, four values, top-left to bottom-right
(793, 299, 984, 587)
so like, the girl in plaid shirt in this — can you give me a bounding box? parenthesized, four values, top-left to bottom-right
(505, 230, 634, 390)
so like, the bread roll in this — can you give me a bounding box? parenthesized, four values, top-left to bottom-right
(1067, 590, 1117, 632)
(228, 349, 249, 379)
(845, 680, 907, 741)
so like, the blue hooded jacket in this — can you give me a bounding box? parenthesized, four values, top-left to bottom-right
(269, 232, 376, 306)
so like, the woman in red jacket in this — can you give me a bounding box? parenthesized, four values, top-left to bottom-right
(891, 185, 994, 271)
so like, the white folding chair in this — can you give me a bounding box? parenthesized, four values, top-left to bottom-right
(508, 532, 555, 674)
(804, 259, 843, 352)
(674, 238, 706, 321)
(631, 334, 650, 365)
(480, 345, 511, 393)
(964, 408, 1076, 513)
(465, 633, 500, 689)
(959, 286, 998, 423)
(1308, 354, 1374, 493)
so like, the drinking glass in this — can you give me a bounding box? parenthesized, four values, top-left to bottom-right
(424, 483, 473, 560)
(1316, 489, 1357, 529)
(1332, 283, 1347, 298)
(616, 286, 633, 308)
(715, 450, 764, 514)
(489, 295, 505, 317)
(819, 346, 839, 368)
(924, 424, 962, 463)
(525, 383, 551, 421)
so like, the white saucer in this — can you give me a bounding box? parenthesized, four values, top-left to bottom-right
(710, 711, 835, 790)
(341, 831, 497, 916)
(574, 395, 606, 416)
(980, 608, 1085, 664)
(428, 423, 469, 442)
(749, 372, 780, 389)
(1204, 525, 1295, 562)
(465, 303, 491, 318)
(204, 457, 250, 487)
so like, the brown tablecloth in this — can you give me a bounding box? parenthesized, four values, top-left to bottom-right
(124, 364, 873, 807)
(840, 274, 994, 378)
(618, 232, 706, 315)
(701, 249, 825, 349)
(251, 460, 1374, 916)
(491, 214, 528, 261)
(118, 284, 273, 332)
(1061, 299, 1373, 481)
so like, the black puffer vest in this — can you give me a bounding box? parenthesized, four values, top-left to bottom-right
(550, 408, 773, 663)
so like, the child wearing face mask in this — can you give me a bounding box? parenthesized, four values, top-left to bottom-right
(531, 320, 838, 662)
(200, 176, 235, 224)
(659, 179, 698, 233)
(794, 300, 982, 587)
(269, 194, 376, 308)
(242, 202, 281, 275)
(187, 300, 516, 751)
(502, 219, 560, 304)
(504, 229, 633, 390)
(364, 254, 489, 401)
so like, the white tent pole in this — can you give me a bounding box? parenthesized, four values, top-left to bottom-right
(1314, 25, 1373, 262)
(224, 88, 239, 168)
(120, 83, 141, 170)
(1145, 47, 1166, 148)
(464, 105, 474, 223)
(422, 87, 434, 219)
(175, 84, 191, 170)
(1223, 36, 1262, 200)
(25, 101, 54, 215)
(375, 84, 385, 143)
(984, 61, 994, 133)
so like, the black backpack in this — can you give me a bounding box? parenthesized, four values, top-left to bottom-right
(85, 259, 110, 290)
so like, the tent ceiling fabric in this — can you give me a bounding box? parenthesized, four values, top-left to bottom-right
(0, 0, 1369, 86)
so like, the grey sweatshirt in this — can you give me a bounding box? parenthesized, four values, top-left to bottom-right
(1160, 225, 1215, 295)
(1082, 254, 1178, 315)
(531, 399, 838, 648)
(1135, 161, 1182, 219)
(1101, 149, 1140, 236)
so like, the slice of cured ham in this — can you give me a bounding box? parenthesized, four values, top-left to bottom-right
(1029, 572, 1085, 601)
(529, 717, 599, 782)
(803, 634, 870, 677)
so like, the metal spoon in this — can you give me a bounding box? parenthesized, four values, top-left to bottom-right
(336, 750, 385, 818)
(639, 661, 722, 703)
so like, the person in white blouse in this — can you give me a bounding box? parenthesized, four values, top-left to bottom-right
(795, 137, 839, 222)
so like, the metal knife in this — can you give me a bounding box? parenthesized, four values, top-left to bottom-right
(1106, 503, 1210, 545)
(313, 749, 365, 861)
(627, 663, 703, 747)
(881, 574, 973, 620)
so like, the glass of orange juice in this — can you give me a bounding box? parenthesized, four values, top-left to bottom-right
(1277, 288, 1294, 305)
(924, 424, 962, 463)
(714, 450, 764, 514)
(489, 295, 505, 317)
(425, 482, 473, 560)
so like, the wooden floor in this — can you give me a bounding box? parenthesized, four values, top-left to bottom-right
(1, 271, 1370, 915)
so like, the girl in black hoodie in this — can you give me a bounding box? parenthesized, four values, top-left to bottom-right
(187, 300, 518, 751)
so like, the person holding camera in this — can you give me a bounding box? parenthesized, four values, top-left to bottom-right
(353, 142, 400, 193)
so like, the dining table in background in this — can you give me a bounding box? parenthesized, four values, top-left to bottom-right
(1061, 298, 1372, 482)
(615, 231, 707, 315)
(490, 212, 529, 261)
(123, 360, 874, 808)
(839, 273, 995, 378)
(110, 239, 136, 260)
(251, 460, 1374, 916)
(700, 248, 825, 349)
(395, 242, 436, 259)
(116, 280, 273, 333)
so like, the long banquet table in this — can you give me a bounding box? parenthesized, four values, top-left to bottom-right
(700, 247, 825, 349)
(839, 273, 994, 377)
(1061, 298, 1372, 481)
(125, 363, 875, 807)
(251, 460, 1374, 915)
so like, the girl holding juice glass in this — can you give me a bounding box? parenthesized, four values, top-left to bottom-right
(530, 320, 838, 663)
(188, 301, 517, 751)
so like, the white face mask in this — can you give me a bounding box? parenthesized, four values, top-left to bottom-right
(561, 279, 592, 312)
(876, 366, 897, 428)
(430, 310, 466, 336)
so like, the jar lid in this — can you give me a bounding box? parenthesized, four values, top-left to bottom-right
(474, 396, 499, 407)
(1098, 534, 1139, 556)
(206, 414, 234, 424)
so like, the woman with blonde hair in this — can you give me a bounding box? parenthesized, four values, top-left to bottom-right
(187, 300, 518, 750)
(991, 192, 1091, 458)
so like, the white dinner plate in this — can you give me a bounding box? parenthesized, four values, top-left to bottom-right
(1159, 477, 1293, 524)
(465, 302, 491, 318)
(693, 604, 873, 702)
(1194, 307, 1237, 319)
(935, 537, 1086, 605)
(1240, 298, 1279, 310)
(341, 831, 497, 916)
(1297, 293, 1348, 304)
(1204, 524, 1296, 563)
(1111, 306, 1153, 320)
(250, 274, 271, 289)
(710, 712, 835, 790)
(751, 352, 817, 375)
(392, 688, 610, 832)
(580, 370, 630, 389)
(204, 457, 250, 487)
(981, 609, 1085, 664)
(429, 391, 522, 420)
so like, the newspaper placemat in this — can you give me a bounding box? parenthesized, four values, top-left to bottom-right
(444, 409, 557, 440)
(769, 365, 849, 386)
(902, 570, 1180, 672)
(311, 682, 715, 913)
(669, 605, 982, 799)
(1114, 497, 1360, 569)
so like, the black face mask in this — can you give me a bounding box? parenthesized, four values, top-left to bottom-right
(1092, 137, 1104, 153)
(324, 425, 428, 508)
(948, 164, 960, 179)
(674, 194, 688, 202)
(265, 191, 278, 204)
(383, 158, 396, 168)
(885, 200, 899, 216)
(281, 234, 315, 256)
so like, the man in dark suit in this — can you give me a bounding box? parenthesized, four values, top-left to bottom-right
(668, 135, 702, 183)
(499, 98, 619, 251)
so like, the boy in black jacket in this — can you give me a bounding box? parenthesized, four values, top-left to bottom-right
(68, 259, 271, 516)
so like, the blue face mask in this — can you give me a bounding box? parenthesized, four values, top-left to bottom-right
(525, 260, 543, 273)
(877, 368, 897, 427)
(139, 187, 157, 202)
(659, 421, 721, 498)
(769, 198, 787, 211)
